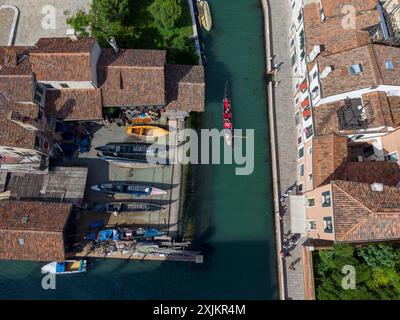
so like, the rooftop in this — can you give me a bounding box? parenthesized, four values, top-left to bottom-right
(0, 94, 39, 149)
(332, 180, 400, 242)
(166, 64, 205, 112)
(313, 91, 400, 135)
(45, 88, 103, 121)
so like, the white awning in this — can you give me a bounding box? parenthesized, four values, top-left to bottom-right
(289, 195, 307, 236)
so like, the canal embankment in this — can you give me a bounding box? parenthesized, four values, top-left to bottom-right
(261, 0, 306, 300)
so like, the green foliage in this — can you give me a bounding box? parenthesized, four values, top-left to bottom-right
(149, 0, 182, 30)
(66, 0, 196, 64)
(314, 243, 400, 300)
(66, 0, 137, 47)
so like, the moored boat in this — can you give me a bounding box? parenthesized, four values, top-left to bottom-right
(223, 81, 233, 146)
(126, 125, 169, 138)
(41, 260, 87, 274)
(93, 202, 165, 214)
(198, 0, 212, 31)
(95, 142, 168, 156)
(91, 183, 167, 197)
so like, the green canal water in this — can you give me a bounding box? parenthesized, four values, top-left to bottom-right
(0, 0, 277, 299)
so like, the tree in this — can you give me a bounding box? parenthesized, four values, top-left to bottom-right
(149, 0, 182, 30)
(357, 243, 400, 270)
(66, 0, 138, 47)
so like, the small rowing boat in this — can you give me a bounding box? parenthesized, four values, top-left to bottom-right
(198, 0, 212, 31)
(41, 260, 87, 274)
(91, 183, 167, 197)
(126, 125, 169, 139)
(223, 81, 233, 146)
(93, 202, 165, 214)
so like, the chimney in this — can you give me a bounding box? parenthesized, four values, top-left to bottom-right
(107, 37, 119, 54)
(370, 183, 384, 192)
(4, 47, 17, 67)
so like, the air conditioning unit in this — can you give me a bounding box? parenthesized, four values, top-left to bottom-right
(320, 66, 333, 79)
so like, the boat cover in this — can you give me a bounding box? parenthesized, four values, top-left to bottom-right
(56, 263, 65, 273)
(144, 229, 164, 237)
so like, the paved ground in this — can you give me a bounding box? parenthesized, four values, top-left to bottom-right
(59, 118, 184, 238)
(0, 0, 91, 45)
(268, 0, 305, 300)
(0, 7, 14, 45)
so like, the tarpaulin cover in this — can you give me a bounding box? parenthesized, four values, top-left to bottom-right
(56, 263, 65, 273)
(99, 229, 113, 241)
(86, 232, 97, 241)
(144, 229, 164, 237)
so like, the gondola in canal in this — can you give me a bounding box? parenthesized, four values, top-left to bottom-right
(91, 183, 167, 197)
(223, 81, 233, 146)
(126, 124, 169, 139)
(198, 0, 212, 31)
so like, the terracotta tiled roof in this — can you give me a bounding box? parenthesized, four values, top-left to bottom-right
(321, 0, 379, 18)
(166, 64, 205, 112)
(313, 134, 349, 187)
(98, 48, 166, 107)
(0, 94, 39, 149)
(317, 44, 400, 98)
(332, 180, 400, 242)
(0, 47, 34, 102)
(45, 89, 103, 121)
(0, 200, 72, 261)
(313, 91, 400, 135)
(30, 37, 96, 82)
(340, 162, 400, 186)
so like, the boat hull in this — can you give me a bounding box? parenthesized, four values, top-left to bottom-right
(223, 81, 233, 147)
(198, 1, 212, 31)
(41, 260, 87, 274)
(91, 184, 167, 197)
(126, 125, 169, 138)
(95, 202, 165, 214)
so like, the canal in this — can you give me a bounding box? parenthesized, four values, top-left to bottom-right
(0, 0, 277, 299)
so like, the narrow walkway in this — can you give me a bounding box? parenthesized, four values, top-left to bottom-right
(265, 0, 306, 300)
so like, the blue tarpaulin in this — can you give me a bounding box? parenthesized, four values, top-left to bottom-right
(144, 229, 164, 237)
(56, 263, 65, 273)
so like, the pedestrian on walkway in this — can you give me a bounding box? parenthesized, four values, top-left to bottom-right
(289, 262, 296, 271)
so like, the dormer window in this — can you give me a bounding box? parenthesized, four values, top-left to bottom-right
(60, 83, 69, 88)
(349, 64, 363, 75)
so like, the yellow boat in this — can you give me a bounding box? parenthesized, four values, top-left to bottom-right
(126, 125, 169, 138)
(198, 0, 212, 32)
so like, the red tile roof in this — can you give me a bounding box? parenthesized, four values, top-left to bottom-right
(313, 134, 349, 187)
(45, 88, 103, 121)
(340, 162, 400, 186)
(321, 0, 379, 18)
(332, 180, 400, 242)
(98, 49, 166, 107)
(30, 37, 96, 82)
(0, 200, 72, 261)
(0, 94, 39, 149)
(166, 64, 205, 112)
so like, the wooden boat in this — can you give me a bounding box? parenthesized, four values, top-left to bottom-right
(223, 81, 233, 147)
(198, 0, 212, 31)
(96, 142, 169, 164)
(99, 154, 170, 166)
(91, 183, 167, 197)
(41, 260, 87, 274)
(126, 125, 169, 138)
(93, 202, 165, 214)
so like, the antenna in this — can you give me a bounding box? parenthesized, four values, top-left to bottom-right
(107, 37, 119, 54)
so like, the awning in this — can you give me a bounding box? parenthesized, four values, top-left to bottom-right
(289, 195, 307, 236)
(303, 108, 311, 118)
(301, 98, 310, 109)
(299, 81, 308, 92)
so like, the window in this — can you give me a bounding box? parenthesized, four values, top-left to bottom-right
(308, 220, 317, 230)
(385, 152, 399, 162)
(312, 71, 318, 79)
(60, 83, 69, 88)
(44, 83, 54, 89)
(322, 191, 331, 207)
(386, 60, 394, 70)
(363, 145, 375, 158)
(308, 173, 313, 181)
(349, 64, 363, 75)
(309, 147, 313, 155)
(298, 136, 302, 144)
(323, 217, 333, 233)
(298, 147, 304, 159)
(18, 238, 25, 246)
(299, 164, 305, 177)
(297, 183, 303, 193)
(307, 198, 315, 207)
